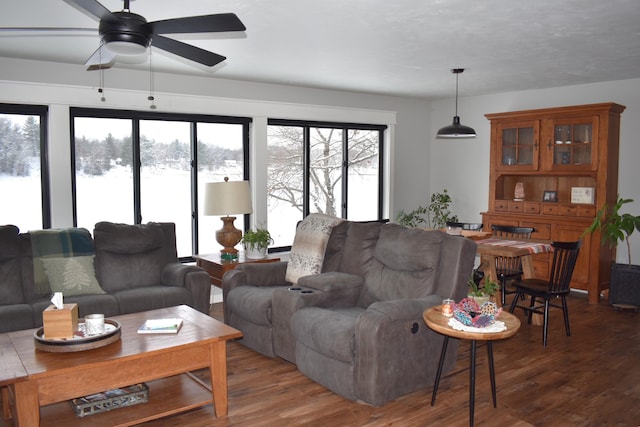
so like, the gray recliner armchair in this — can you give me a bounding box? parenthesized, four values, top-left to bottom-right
(290, 224, 476, 406)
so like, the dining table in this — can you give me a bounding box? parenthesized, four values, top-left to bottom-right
(475, 237, 554, 284)
(474, 237, 554, 324)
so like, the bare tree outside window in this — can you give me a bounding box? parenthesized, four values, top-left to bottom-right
(267, 122, 383, 247)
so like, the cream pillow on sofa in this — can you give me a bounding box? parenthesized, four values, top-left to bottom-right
(285, 213, 344, 284)
(41, 255, 105, 296)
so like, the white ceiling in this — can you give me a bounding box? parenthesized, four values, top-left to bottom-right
(1, 0, 640, 99)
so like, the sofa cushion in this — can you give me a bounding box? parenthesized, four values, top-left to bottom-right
(286, 213, 344, 284)
(359, 225, 442, 307)
(337, 221, 384, 276)
(226, 286, 276, 326)
(94, 221, 163, 254)
(292, 307, 363, 363)
(111, 286, 193, 315)
(30, 227, 95, 294)
(0, 304, 34, 333)
(94, 222, 176, 292)
(0, 225, 24, 305)
(41, 255, 105, 296)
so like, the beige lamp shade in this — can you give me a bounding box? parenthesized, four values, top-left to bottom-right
(204, 178, 253, 258)
(204, 178, 253, 216)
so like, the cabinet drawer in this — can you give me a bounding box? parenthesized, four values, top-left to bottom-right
(495, 200, 509, 211)
(508, 201, 524, 213)
(577, 205, 596, 217)
(542, 204, 558, 215)
(523, 222, 551, 240)
(558, 204, 577, 216)
(524, 202, 540, 214)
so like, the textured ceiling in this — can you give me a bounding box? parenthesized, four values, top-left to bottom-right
(1, 0, 639, 99)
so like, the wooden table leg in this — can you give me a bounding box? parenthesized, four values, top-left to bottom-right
(209, 341, 229, 417)
(14, 380, 39, 427)
(2, 387, 11, 421)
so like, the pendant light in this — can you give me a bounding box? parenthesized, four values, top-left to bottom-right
(436, 68, 476, 139)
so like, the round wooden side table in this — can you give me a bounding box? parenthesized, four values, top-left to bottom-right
(423, 305, 521, 427)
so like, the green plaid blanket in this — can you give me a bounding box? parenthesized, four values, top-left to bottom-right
(31, 228, 95, 294)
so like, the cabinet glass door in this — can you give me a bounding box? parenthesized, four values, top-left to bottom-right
(549, 118, 597, 170)
(496, 121, 538, 170)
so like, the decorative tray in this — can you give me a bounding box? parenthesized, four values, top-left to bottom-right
(33, 319, 121, 352)
(70, 383, 149, 417)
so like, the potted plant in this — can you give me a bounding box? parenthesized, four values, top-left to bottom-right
(467, 275, 499, 305)
(397, 189, 458, 229)
(241, 228, 274, 259)
(583, 196, 640, 307)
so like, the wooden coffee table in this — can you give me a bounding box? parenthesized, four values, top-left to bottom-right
(1, 305, 242, 427)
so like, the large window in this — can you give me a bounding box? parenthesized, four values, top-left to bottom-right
(267, 119, 385, 248)
(71, 109, 250, 258)
(0, 103, 49, 230)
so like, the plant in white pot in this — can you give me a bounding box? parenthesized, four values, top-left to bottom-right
(584, 196, 640, 307)
(242, 228, 273, 259)
(467, 275, 499, 305)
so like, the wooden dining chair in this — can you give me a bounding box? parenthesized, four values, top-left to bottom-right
(446, 221, 483, 231)
(508, 240, 582, 346)
(491, 225, 535, 306)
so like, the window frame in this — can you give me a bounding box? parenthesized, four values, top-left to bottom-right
(69, 107, 251, 259)
(0, 103, 51, 228)
(267, 118, 386, 250)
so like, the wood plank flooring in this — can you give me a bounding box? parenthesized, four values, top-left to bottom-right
(2, 293, 638, 426)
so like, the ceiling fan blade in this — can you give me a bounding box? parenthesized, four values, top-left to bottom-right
(151, 35, 226, 67)
(62, 0, 119, 22)
(0, 27, 96, 34)
(84, 44, 117, 69)
(149, 13, 246, 35)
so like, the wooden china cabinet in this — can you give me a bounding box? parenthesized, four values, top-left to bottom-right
(482, 102, 626, 304)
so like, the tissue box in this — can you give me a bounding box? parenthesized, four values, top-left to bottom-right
(43, 303, 79, 339)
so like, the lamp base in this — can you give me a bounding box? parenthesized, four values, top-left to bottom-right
(216, 216, 242, 259)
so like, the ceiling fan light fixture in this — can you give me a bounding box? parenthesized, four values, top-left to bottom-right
(105, 40, 147, 56)
(436, 68, 476, 139)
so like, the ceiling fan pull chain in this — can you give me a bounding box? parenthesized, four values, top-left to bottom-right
(148, 48, 156, 109)
(98, 42, 106, 102)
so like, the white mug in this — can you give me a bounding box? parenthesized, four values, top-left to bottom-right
(85, 313, 105, 336)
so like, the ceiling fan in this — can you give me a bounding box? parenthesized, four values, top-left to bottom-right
(1, 0, 246, 70)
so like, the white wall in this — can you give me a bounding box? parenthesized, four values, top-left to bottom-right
(431, 78, 640, 264)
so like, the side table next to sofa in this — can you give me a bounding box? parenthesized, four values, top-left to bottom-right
(194, 252, 281, 288)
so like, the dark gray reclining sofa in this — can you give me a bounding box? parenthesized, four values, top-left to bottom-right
(0, 221, 210, 333)
(223, 220, 476, 406)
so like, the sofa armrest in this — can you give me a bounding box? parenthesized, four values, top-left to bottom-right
(161, 263, 211, 314)
(298, 271, 363, 293)
(353, 294, 454, 406)
(222, 261, 289, 294)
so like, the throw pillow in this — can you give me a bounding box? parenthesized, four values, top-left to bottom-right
(41, 255, 106, 297)
(285, 213, 344, 284)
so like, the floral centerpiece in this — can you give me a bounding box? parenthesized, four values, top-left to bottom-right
(452, 297, 502, 328)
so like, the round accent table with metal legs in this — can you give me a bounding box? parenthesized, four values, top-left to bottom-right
(423, 306, 521, 427)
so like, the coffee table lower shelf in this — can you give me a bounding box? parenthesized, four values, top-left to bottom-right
(39, 373, 212, 427)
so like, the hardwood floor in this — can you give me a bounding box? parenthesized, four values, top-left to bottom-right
(2, 293, 638, 426)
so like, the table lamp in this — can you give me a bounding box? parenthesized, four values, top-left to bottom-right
(204, 177, 253, 260)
